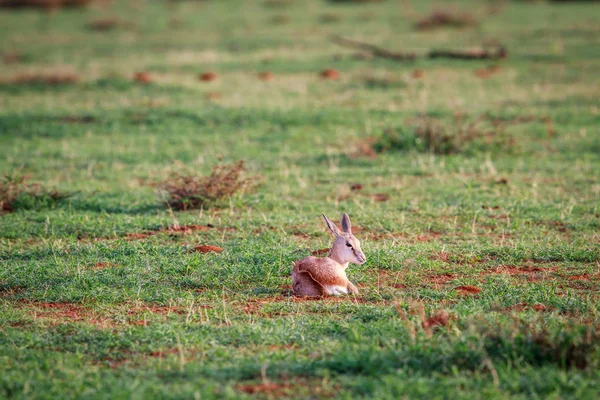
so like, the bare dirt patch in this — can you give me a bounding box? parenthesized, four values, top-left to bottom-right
(371, 193, 389, 202)
(199, 72, 217, 82)
(568, 274, 591, 281)
(412, 69, 424, 79)
(128, 304, 187, 316)
(320, 69, 340, 80)
(236, 382, 292, 396)
(148, 348, 180, 358)
(481, 265, 558, 281)
(416, 231, 442, 242)
(91, 262, 118, 270)
(133, 71, 152, 84)
(455, 285, 482, 295)
(192, 245, 223, 254)
(488, 265, 544, 275)
(291, 230, 311, 239)
(427, 273, 457, 286)
(24, 301, 114, 328)
(258, 71, 274, 81)
(475, 65, 501, 79)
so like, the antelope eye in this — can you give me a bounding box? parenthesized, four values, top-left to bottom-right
(346, 243, 353, 248)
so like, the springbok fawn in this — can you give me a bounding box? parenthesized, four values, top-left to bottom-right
(292, 213, 365, 297)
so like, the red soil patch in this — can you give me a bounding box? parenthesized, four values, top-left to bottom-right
(411, 69, 424, 79)
(124, 232, 154, 240)
(166, 224, 212, 233)
(199, 72, 217, 82)
(258, 71, 274, 81)
(129, 305, 187, 315)
(26, 302, 113, 327)
(148, 348, 180, 358)
(193, 245, 223, 254)
(92, 262, 118, 269)
(311, 248, 330, 256)
(350, 183, 363, 191)
(427, 273, 456, 285)
(291, 230, 311, 239)
(236, 383, 292, 395)
(487, 265, 544, 275)
(377, 269, 406, 289)
(568, 274, 590, 281)
(320, 69, 340, 80)
(371, 193, 389, 202)
(350, 225, 365, 233)
(454, 285, 481, 295)
(416, 231, 442, 242)
(475, 65, 501, 79)
(422, 310, 449, 329)
(133, 71, 152, 84)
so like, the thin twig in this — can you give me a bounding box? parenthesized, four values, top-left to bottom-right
(331, 34, 416, 61)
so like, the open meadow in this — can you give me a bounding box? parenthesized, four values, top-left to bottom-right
(1, 0, 599, 398)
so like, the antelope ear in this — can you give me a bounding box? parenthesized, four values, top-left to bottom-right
(341, 213, 352, 234)
(322, 213, 341, 237)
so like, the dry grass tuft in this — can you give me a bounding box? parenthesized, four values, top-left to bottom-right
(415, 9, 478, 30)
(372, 114, 516, 155)
(159, 161, 259, 210)
(1, 173, 69, 213)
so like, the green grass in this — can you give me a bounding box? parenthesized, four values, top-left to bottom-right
(1, 0, 599, 398)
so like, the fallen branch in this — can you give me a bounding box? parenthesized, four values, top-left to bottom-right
(429, 47, 507, 60)
(331, 35, 507, 62)
(331, 35, 416, 61)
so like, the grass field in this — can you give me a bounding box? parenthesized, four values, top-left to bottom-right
(1, 0, 599, 398)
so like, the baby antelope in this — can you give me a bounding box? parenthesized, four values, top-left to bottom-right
(292, 213, 366, 297)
